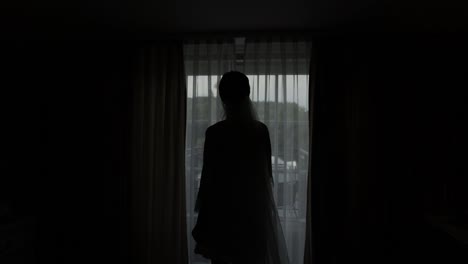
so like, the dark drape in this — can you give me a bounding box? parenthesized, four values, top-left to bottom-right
(130, 42, 188, 264)
(305, 35, 468, 264)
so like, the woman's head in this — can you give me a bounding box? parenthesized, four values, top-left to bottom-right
(218, 71, 256, 120)
(219, 71, 250, 104)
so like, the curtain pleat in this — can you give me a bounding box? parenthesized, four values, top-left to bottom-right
(303, 43, 317, 264)
(131, 42, 188, 264)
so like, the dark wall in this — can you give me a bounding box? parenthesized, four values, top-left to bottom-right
(311, 34, 468, 264)
(2, 19, 466, 264)
(1, 40, 134, 264)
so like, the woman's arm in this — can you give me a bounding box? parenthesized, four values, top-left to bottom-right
(194, 127, 214, 213)
(264, 124, 274, 187)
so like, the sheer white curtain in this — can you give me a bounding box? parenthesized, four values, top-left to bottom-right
(185, 38, 311, 264)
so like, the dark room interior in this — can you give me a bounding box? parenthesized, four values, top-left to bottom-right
(1, 1, 467, 264)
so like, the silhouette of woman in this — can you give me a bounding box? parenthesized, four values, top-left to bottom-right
(192, 71, 290, 264)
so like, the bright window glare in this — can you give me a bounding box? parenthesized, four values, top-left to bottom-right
(187, 75, 309, 110)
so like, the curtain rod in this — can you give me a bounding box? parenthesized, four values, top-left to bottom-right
(178, 30, 318, 40)
(130, 29, 324, 42)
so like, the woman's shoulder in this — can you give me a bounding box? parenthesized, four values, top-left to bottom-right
(206, 120, 227, 132)
(208, 120, 267, 131)
(204, 121, 228, 139)
(254, 120, 268, 130)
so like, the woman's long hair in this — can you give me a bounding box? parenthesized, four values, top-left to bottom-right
(218, 71, 258, 121)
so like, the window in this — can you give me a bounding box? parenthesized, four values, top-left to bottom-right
(185, 40, 311, 264)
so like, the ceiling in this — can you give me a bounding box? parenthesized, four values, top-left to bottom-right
(1, 0, 466, 38)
